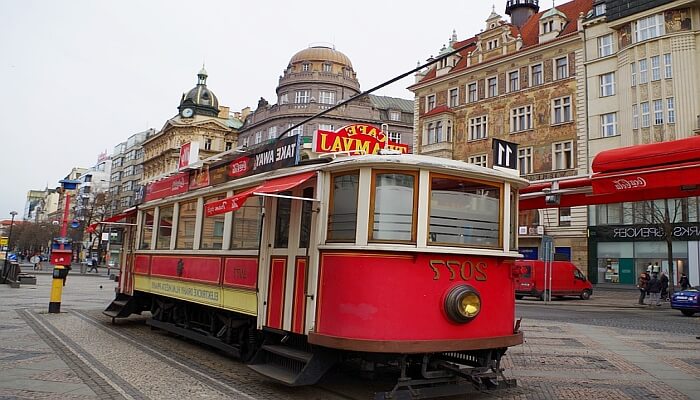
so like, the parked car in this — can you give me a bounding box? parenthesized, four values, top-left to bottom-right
(515, 260, 593, 301)
(671, 287, 700, 316)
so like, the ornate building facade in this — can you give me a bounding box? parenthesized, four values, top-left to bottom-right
(237, 45, 414, 154)
(409, 0, 594, 270)
(142, 69, 242, 183)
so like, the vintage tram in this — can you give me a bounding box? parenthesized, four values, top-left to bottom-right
(103, 138, 528, 398)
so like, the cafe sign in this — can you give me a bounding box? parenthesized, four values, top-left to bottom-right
(313, 123, 409, 155)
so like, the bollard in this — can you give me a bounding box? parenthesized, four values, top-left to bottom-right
(49, 266, 66, 313)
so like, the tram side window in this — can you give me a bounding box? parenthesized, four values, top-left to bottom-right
(156, 206, 174, 250)
(328, 172, 359, 241)
(371, 172, 417, 242)
(201, 194, 225, 250)
(230, 196, 263, 249)
(274, 192, 293, 248)
(429, 176, 500, 247)
(299, 187, 314, 248)
(140, 209, 155, 249)
(176, 200, 197, 249)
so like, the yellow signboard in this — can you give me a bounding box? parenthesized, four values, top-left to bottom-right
(0, 237, 8, 246)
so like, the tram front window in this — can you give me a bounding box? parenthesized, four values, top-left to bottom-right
(156, 206, 174, 250)
(371, 172, 416, 242)
(328, 173, 359, 242)
(429, 176, 500, 247)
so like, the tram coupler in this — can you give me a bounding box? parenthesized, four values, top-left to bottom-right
(49, 266, 69, 313)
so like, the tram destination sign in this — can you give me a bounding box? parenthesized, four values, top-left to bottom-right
(227, 135, 301, 180)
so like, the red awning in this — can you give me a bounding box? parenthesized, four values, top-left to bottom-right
(86, 208, 137, 232)
(205, 171, 316, 217)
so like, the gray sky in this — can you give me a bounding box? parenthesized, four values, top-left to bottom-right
(0, 0, 508, 219)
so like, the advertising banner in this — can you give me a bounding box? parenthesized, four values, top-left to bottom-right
(313, 123, 409, 155)
(226, 135, 300, 180)
(144, 172, 190, 202)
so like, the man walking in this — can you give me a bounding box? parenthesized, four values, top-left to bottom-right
(88, 257, 99, 273)
(647, 273, 662, 307)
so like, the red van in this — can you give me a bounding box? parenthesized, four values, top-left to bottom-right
(515, 260, 593, 300)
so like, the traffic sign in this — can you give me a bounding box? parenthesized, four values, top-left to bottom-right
(8, 254, 17, 262)
(492, 138, 518, 170)
(70, 220, 80, 229)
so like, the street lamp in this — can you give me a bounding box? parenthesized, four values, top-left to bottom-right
(4, 211, 18, 262)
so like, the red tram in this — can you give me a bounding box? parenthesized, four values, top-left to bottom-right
(103, 144, 528, 397)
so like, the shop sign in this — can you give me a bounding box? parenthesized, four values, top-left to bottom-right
(178, 142, 200, 170)
(144, 172, 190, 202)
(591, 223, 700, 241)
(227, 135, 300, 180)
(313, 123, 409, 155)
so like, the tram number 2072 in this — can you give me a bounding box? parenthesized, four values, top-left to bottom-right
(429, 259, 488, 282)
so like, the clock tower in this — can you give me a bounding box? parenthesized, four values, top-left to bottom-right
(177, 67, 220, 118)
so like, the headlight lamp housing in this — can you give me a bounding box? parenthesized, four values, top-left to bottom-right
(444, 285, 481, 323)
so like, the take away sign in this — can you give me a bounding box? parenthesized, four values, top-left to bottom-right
(313, 124, 409, 155)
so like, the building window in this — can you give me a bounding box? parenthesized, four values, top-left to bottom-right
(632, 104, 639, 129)
(319, 123, 334, 131)
(323, 63, 332, 72)
(553, 141, 573, 170)
(467, 82, 478, 102)
(468, 115, 488, 141)
(508, 71, 519, 92)
(518, 147, 533, 175)
(204, 138, 212, 150)
(651, 55, 660, 81)
(601, 113, 617, 137)
(280, 93, 289, 104)
(653, 99, 664, 125)
(319, 90, 335, 104)
(389, 111, 401, 121)
(635, 14, 664, 42)
(302, 63, 310, 72)
(487, 77, 498, 97)
(552, 96, 572, 124)
(638, 59, 648, 83)
(426, 95, 436, 111)
(664, 53, 672, 78)
(268, 126, 277, 140)
(631, 62, 636, 86)
(388, 131, 401, 143)
(543, 20, 554, 33)
(667, 97, 675, 123)
(242, 137, 249, 147)
(255, 131, 262, 144)
(594, 2, 606, 16)
(641, 102, 650, 127)
(531, 63, 543, 86)
(559, 207, 571, 227)
(449, 88, 459, 107)
(295, 90, 310, 103)
(487, 39, 499, 50)
(600, 73, 615, 97)
(510, 105, 532, 132)
(555, 57, 568, 80)
(225, 141, 232, 151)
(468, 154, 488, 167)
(598, 34, 613, 57)
(290, 124, 304, 136)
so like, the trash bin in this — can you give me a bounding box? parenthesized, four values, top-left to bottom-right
(80, 262, 87, 274)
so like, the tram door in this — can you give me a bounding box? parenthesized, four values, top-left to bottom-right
(262, 184, 316, 333)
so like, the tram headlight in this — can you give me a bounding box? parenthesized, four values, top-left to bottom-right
(444, 285, 481, 323)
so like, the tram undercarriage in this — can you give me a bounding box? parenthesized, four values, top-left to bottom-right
(109, 292, 516, 399)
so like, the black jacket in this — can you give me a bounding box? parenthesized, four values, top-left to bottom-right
(647, 277, 662, 293)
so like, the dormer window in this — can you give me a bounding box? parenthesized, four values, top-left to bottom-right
(543, 20, 554, 33)
(322, 63, 332, 72)
(594, 3, 606, 17)
(302, 63, 311, 72)
(487, 39, 499, 50)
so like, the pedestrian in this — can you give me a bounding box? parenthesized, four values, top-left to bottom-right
(652, 262, 660, 274)
(646, 262, 653, 274)
(647, 273, 662, 306)
(88, 257, 99, 273)
(659, 271, 669, 301)
(679, 273, 690, 291)
(637, 273, 649, 305)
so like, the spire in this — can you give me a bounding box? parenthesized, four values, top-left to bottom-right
(450, 29, 458, 44)
(197, 64, 208, 85)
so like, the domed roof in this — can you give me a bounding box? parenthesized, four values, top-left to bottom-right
(289, 45, 353, 68)
(180, 68, 219, 111)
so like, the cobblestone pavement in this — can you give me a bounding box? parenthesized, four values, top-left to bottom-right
(1, 274, 699, 399)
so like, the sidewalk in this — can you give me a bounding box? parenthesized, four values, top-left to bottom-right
(16, 262, 117, 277)
(517, 285, 675, 309)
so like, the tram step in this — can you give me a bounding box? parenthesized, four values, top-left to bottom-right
(248, 363, 300, 386)
(261, 344, 313, 363)
(102, 293, 138, 320)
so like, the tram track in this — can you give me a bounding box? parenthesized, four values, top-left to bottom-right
(72, 310, 360, 400)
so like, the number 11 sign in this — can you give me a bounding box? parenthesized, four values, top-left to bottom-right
(492, 138, 518, 170)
